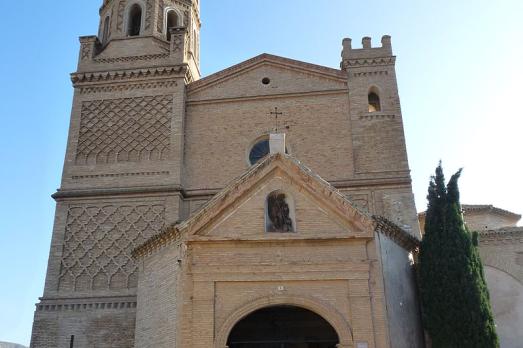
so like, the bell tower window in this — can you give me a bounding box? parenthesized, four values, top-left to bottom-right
(127, 4, 143, 37)
(166, 10, 180, 41)
(368, 88, 381, 112)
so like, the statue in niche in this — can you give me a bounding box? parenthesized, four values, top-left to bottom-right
(267, 193, 294, 232)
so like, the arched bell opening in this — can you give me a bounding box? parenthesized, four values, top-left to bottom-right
(165, 9, 180, 41)
(226, 305, 340, 348)
(127, 3, 143, 37)
(367, 86, 382, 113)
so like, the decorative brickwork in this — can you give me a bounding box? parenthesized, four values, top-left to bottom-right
(93, 53, 169, 64)
(75, 95, 172, 165)
(78, 80, 177, 94)
(157, 0, 164, 33)
(58, 204, 165, 292)
(36, 301, 137, 312)
(72, 171, 170, 180)
(145, 0, 154, 30)
(342, 56, 396, 69)
(81, 43, 93, 60)
(71, 66, 184, 85)
(116, 1, 125, 32)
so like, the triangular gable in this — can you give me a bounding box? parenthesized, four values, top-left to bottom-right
(179, 154, 372, 238)
(200, 173, 352, 239)
(133, 154, 375, 258)
(187, 54, 347, 97)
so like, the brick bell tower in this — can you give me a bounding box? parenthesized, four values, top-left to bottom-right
(30, 1, 200, 347)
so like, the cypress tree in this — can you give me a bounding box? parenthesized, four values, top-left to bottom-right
(419, 163, 499, 348)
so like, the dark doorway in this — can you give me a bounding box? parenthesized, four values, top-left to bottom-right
(227, 306, 339, 348)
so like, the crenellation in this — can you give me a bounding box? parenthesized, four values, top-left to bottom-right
(342, 35, 394, 61)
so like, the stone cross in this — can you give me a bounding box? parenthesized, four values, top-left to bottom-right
(269, 107, 284, 132)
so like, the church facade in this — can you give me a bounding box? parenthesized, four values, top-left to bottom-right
(30, 1, 426, 347)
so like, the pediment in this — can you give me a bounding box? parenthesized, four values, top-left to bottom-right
(199, 176, 353, 240)
(133, 154, 376, 258)
(187, 54, 347, 101)
(182, 154, 373, 241)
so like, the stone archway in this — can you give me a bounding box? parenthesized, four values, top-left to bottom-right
(215, 296, 354, 348)
(227, 305, 339, 347)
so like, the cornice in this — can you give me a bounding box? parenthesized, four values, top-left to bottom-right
(52, 184, 182, 200)
(343, 56, 396, 69)
(464, 205, 521, 219)
(132, 223, 183, 259)
(418, 204, 521, 221)
(373, 215, 420, 252)
(71, 65, 187, 86)
(479, 227, 523, 246)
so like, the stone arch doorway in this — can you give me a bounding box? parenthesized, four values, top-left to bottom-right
(226, 305, 340, 348)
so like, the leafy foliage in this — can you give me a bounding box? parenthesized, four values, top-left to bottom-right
(419, 163, 499, 348)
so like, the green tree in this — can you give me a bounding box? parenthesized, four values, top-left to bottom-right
(419, 163, 499, 348)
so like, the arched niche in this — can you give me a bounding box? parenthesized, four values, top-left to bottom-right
(265, 190, 296, 233)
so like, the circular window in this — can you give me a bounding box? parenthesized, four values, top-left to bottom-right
(262, 77, 271, 85)
(249, 139, 270, 165)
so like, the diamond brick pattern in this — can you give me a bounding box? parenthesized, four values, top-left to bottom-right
(58, 204, 165, 292)
(76, 95, 172, 165)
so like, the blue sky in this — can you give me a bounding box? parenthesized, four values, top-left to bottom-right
(1, 0, 522, 345)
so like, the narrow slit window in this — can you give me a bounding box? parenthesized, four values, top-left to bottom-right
(166, 10, 179, 41)
(102, 16, 110, 43)
(127, 4, 142, 36)
(368, 91, 381, 112)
